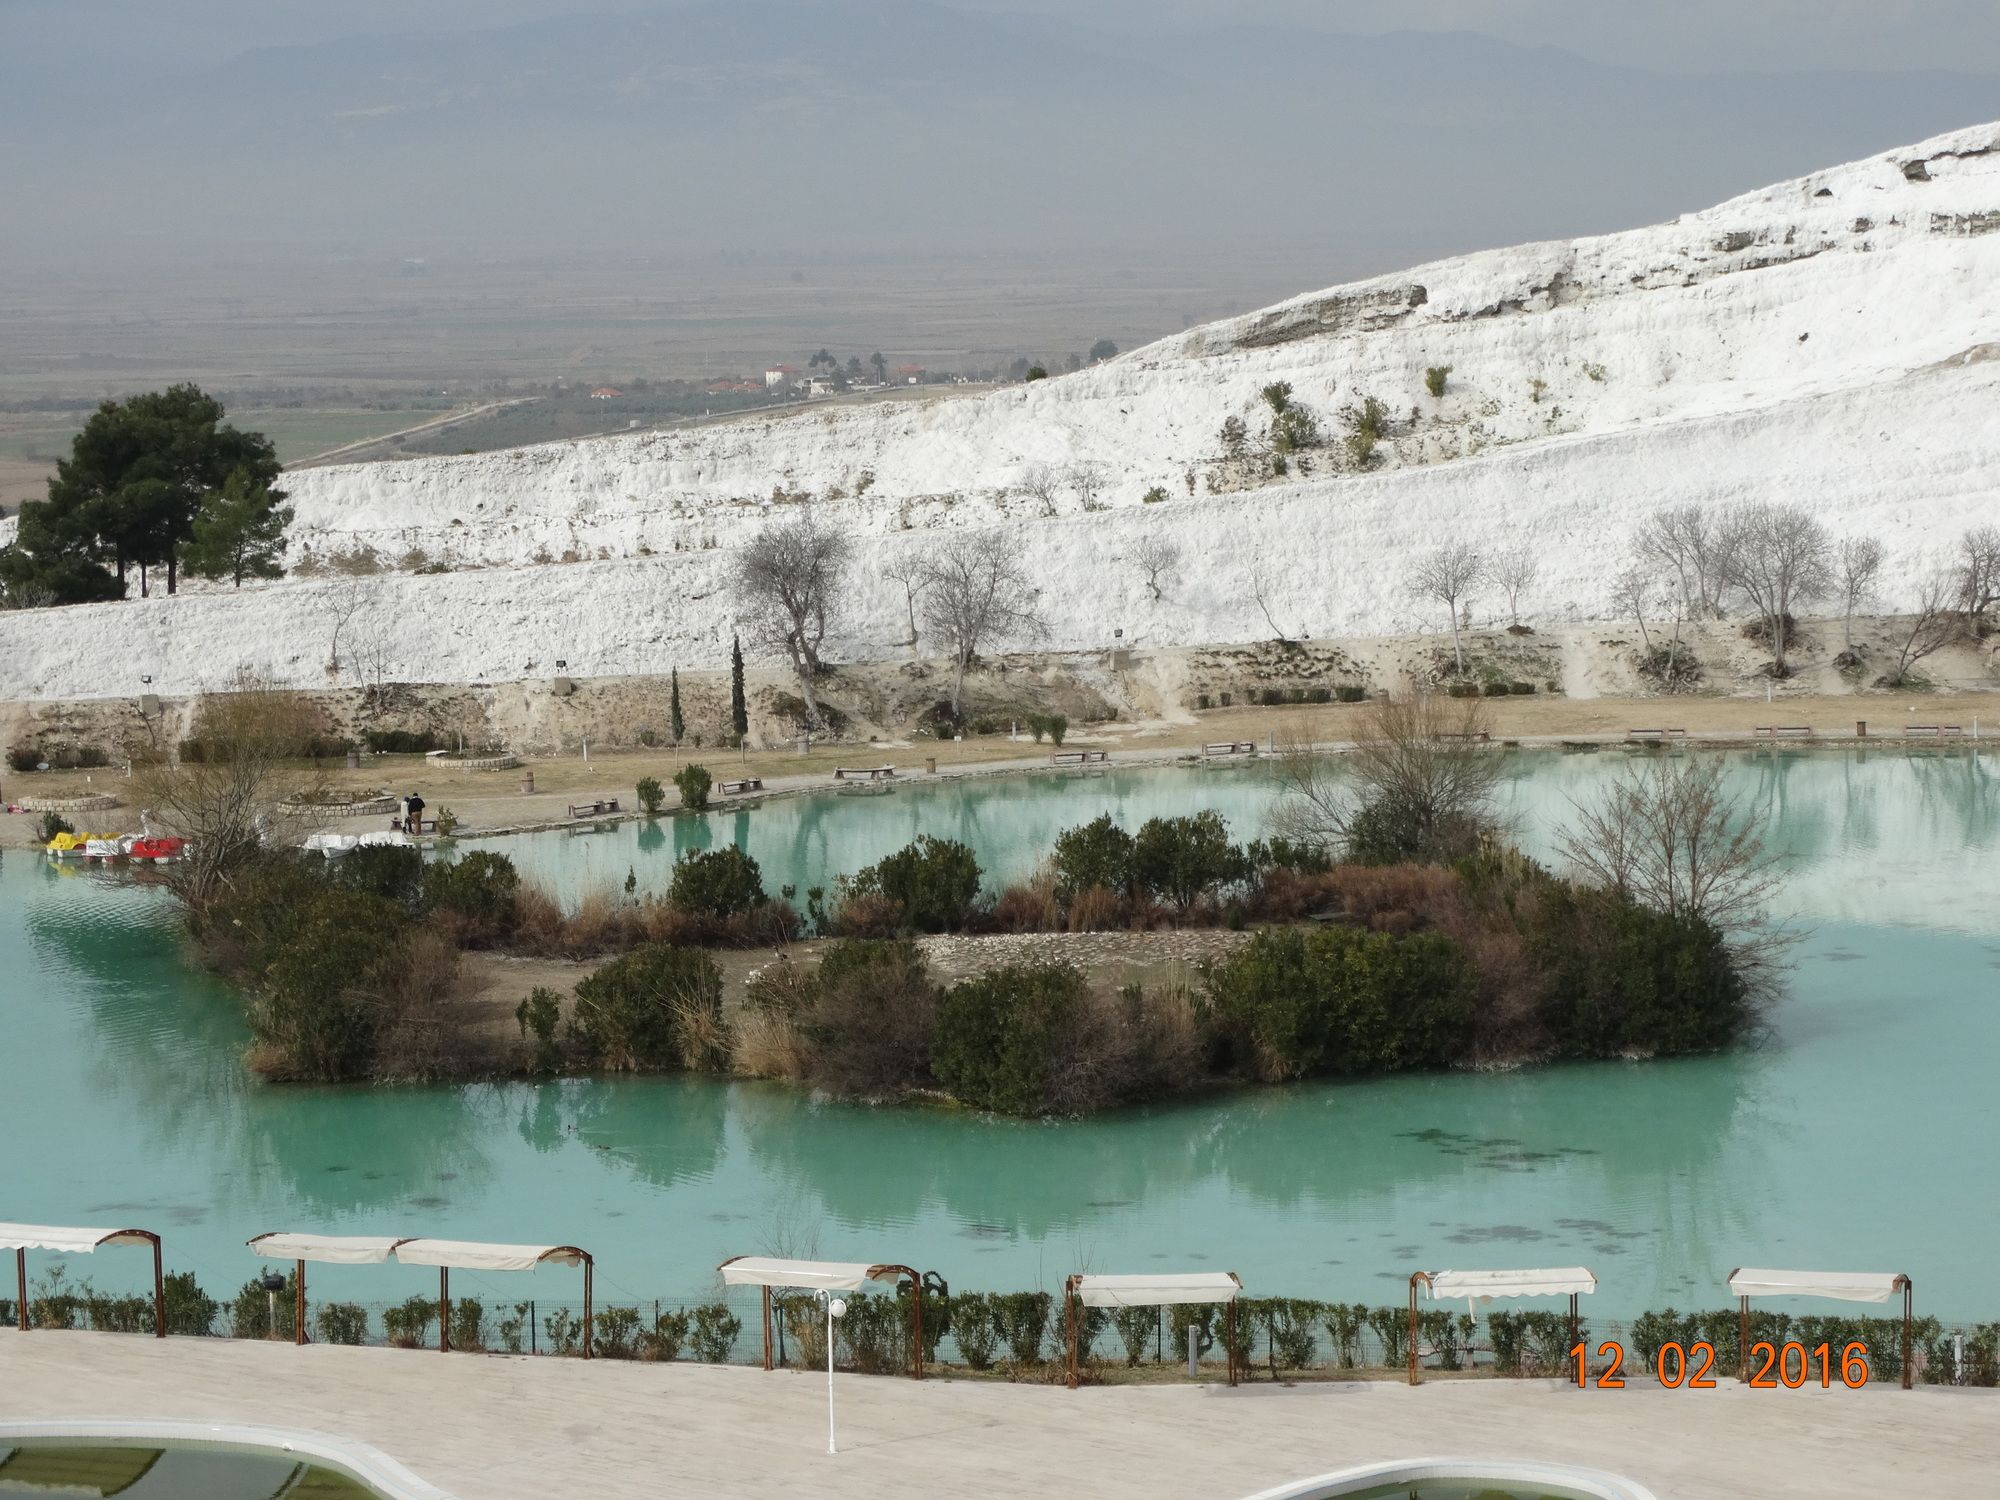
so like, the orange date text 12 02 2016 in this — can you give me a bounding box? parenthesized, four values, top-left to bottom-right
(1567, 1340, 1876, 1389)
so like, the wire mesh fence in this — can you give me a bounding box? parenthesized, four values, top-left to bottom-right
(7, 1278, 1996, 1386)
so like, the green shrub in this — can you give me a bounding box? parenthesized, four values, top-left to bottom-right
(991, 1292, 1053, 1367)
(1510, 681, 1535, 694)
(1529, 888, 1750, 1057)
(688, 1303, 742, 1363)
(837, 1291, 913, 1374)
(847, 835, 982, 932)
(316, 1302, 369, 1345)
(1445, 683, 1479, 698)
(516, 986, 564, 1074)
(1132, 811, 1248, 907)
(383, 1295, 437, 1348)
(641, 1308, 691, 1361)
(1207, 925, 1478, 1080)
(450, 1297, 487, 1351)
(951, 1293, 1000, 1369)
(84, 1292, 155, 1333)
(361, 729, 439, 754)
(542, 1305, 581, 1356)
(38, 810, 74, 842)
(1257, 687, 1283, 706)
(673, 763, 712, 811)
(1142, 486, 1168, 504)
(569, 943, 725, 1070)
(636, 776, 665, 815)
(1113, 1305, 1159, 1365)
(422, 850, 520, 941)
(1168, 1304, 1218, 1365)
(247, 885, 409, 1081)
(1482, 681, 1510, 697)
(594, 1305, 642, 1359)
(933, 963, 1089, 1114)
(232, 1270, 299, 1340)
(163, 1271, 219, 1336)
(1336, 685, 1367, 703)
(1307, 687, 1333, 704)
(1425, 365, 1451, 398)
(1046, 714, 1068, 747)
(1196, 694, 1211, 710)
(669, 844, 766, 917)
(331, 843, 425, 906)
(7, 742, 39, 772)
(1051, 814, 1135, 900)
(1363, 1305, 1408, 1367)
(1321, 1303, 1366, 1367)
(1260, 1299, 1322, 1370)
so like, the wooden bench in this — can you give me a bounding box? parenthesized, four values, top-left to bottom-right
(1754, 726, 1814, 739)
(1203, 741, 1258, 757)
(1050, 750, 1109, 766)
(1440, 731, 1492, 744)
(834, 765, 897, 782)
(1625, 728, 1688, 740)
(1903, 725, 1965, 738)
(567, 797, 621, 818)
(720, 777, 765, 794)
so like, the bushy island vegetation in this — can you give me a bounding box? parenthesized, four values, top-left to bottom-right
(155, 685, 1783, 1113)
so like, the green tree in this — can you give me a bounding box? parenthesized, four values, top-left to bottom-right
(869, 351, 888, 383)
(10, 384, 282, 600)
(729, 635, 749, 739)
(184, 467, 294, 586)
(1132, 811, 1248, 907)
(669, 669, 685, 745)
(1089, 338, 1119, 362)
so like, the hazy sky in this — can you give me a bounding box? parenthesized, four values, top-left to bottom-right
(7, 0, 1999, 75)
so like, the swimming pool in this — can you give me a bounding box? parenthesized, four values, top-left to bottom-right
(0, 1422, 454, 1500)
(1239, 1458, 1658, 1500)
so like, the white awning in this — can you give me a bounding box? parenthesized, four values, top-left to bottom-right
(717, 1256, 906, 1292)
(247, 1232, 407, 1265)
(0, 1223, 155, 1254)
(1423, 1268, 1597, 1303)
(394, 1239, 588, 1272)
(1071, 1272, 1243, 1307)
(1727, 1268, 1908, 1304)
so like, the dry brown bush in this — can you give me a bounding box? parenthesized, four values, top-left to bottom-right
(373, 927, 478, 1082)
(1065, 884, 1124, 932)
(825, 890, 903, 938)
(991, 874, 1060, 933)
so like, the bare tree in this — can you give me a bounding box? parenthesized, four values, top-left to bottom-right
(881, 553, 929, 652)
(1639, 504, 1723, 619)
(1834, 536, 1885, 655)
(1409, 543, 1485, 674)
(917, 531, 1047, 716)
(1609, 561, 1660, 654)
(731, 508, 853, 727)
(1019, 463, 1061, 517)
(1130, 535, 1181, 601)
(1955, 524, 2000, 617)
(1489, 547, 1539, 629)
(1558, 755, 1788, 999)
(1715, 503, 1832, 677)
(1272, 694, 1502, 863)
(139, 671, 324, 913)
(1248, 563, 1295, 645)
(323, 579, 369, 676)
(1885, 564, 1960, 687)
(1066, 460, 1108, 512)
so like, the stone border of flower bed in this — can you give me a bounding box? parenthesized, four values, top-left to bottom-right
(429, 753, 521, 772)
(277, 794, 398, 818)
(18, 793, 123, 813)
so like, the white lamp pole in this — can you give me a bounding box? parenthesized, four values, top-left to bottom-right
(822, 1292, 847, 1455)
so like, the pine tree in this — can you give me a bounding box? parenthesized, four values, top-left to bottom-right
(729, 636, 749, 739)
(669, 668, 685, 745)
(184, 466, 294, 586)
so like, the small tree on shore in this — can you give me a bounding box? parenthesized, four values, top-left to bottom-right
(729, 637, 749, 740)
(1884, 565, 1960, 687)
(1716, 503, 1832, 677)
(1834, 536, 1885, 655)
(1955, 525, 2000, 618)
(731, 509, 850, 728)
(1489, 546, 1538, 629)
(1409, 542, 1484, 674)
(669, 669, 685, 745)
(1638, 504, 1724, 620)
(917, 532, 1046, 717)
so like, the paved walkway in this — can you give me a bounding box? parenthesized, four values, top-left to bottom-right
(1, 1333, 1989, 1499)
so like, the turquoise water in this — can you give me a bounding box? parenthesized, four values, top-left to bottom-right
(4, 748, 1998, 1321)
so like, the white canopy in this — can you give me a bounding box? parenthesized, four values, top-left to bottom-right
(246, 1232, 406, 1265)
(1071, 1272, 1243, 1308)
(394, 1239, 588, 1272)
(718, 1256, 906, 1292)
(0, 1223, 155, 1254)
(1423, 1268, 1597, 1303)
(1727, 1268, 1908, 1304)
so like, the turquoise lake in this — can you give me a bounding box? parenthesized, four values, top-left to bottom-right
(4, 747, 1997, 1322)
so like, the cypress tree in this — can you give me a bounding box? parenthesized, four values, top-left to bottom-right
(669, 668, 685, 745)
(729, 636, 749, 738)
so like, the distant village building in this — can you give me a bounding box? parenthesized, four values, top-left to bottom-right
(589, 387, 622, 400)
(895, 364, 926, 385)
(764, 365, 800, 388)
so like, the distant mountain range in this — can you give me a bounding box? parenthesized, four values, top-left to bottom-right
(4, 0, 1997, 265)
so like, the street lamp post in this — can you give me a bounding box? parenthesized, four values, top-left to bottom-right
(820, 1291, 848, 1455)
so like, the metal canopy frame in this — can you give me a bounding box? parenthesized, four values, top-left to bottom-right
(5, 1226, 164, 1339)
(1726, 1267, 1914, 1390)
(1061, 1272, 1244, 1389)
(246, 1233, 595, 1358)
(717, 1257, 929, 1380)
(1407, 1270, 1588, 1386)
